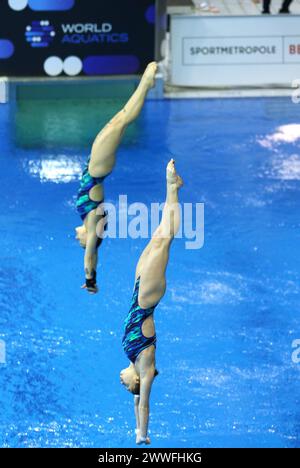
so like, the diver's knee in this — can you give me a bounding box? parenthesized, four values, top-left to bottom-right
(152, 230, 171, 248)
(109, 110, 126, 128)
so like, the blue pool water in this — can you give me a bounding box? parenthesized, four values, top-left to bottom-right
(0, 95, 299, 448)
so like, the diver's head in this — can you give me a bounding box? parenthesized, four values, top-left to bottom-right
(75, 225, 103, 250)
(120, 365, 140, 395)
(75, 225, 87, 249)
(120, 365, 159, 395)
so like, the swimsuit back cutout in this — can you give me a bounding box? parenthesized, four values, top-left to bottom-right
(76, 156, 106, 221)
(122, 277, 157, 363)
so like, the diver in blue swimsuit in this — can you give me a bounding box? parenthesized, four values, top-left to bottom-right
(122, 276, 157, 364)
(120, 159, 183, 445)
(75, 62, 157, 293)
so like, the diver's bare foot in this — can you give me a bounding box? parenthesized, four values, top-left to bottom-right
(140, 62, 157, 90)
(167, 158, 183, 189)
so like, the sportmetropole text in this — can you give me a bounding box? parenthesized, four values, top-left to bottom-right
(94, 196, 204, 250)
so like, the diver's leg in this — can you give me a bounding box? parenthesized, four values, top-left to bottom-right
(137, 160, 183, 308)
(89, 62, 157, 178)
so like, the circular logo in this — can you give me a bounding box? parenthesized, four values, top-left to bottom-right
(8, 0, 28, 11)
(25, 20, 55, 48)
(44, 56, 63, 76)
(63, 56, 82, 76)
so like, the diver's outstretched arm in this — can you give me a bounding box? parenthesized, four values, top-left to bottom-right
(82, 234, 98, 293)
(135, 345, 156, 444)
(82, 209, 107, 294)
(134, 395, 141, 440)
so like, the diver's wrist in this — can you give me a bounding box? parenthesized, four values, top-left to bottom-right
(85, 269, 96, 280)
(85, 270, 97, 287)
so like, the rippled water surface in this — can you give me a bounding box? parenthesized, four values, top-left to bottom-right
(0, 96, 299, 447)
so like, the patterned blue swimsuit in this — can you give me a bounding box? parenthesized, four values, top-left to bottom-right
(76, 156, 107, 221)
(122, 277, 157, 363)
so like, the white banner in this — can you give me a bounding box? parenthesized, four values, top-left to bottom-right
(171, 15, 300, 87)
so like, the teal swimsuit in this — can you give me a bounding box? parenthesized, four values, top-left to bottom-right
(76, 156, 107, 221)
(122, 277, 157, 363)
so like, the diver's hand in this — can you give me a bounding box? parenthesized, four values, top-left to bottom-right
(136, 436, 151, 445)
(136, 430, 151, 445)
(81, 283, 98, 294)
(81, 271, 98, 294)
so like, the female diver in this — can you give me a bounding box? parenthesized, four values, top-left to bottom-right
(120, 159, 183, 444)
(75, 62, 157, 293)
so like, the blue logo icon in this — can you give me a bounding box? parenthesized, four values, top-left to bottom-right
(25, 20, 55, 47)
